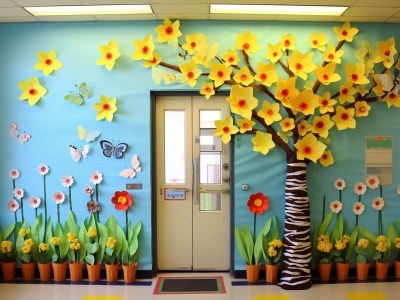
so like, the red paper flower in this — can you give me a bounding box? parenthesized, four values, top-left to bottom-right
(111, 190, 133, 211)
(247, 192, 269, 215)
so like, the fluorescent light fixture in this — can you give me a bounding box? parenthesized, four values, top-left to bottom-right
(210, 4, 347, 16)
(25, 5, 153, 16)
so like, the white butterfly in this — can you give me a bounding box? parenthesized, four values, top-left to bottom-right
(77, 125, 101, 142)
(69, 144, 89, 162)
(119, 154, 142, 179)
(9, 122, 31, 145)
(374, 73, 400, 94)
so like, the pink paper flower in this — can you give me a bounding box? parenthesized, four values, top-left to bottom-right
(8, 168, 20, 180)
(352, 201, 365, 215)
(90, 171, 103, 185)
(84, 185, 94, 196)
(61, 175, 74, 188)
(53, 191, 65, 204)
(334, 178, 346, 191)
(7, 199, 19, 212)
(38, 164, 50, 175)
(354, 182, 367, 196)
(372, 197, 384, 211)
(29, 196, 41, 208)
(13, 187, 24, 199)
(366, 175, 380, 189)
(330, 200, 342, 213)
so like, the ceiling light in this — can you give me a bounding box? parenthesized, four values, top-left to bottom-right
(25, 5, 153, 16)
(210, 4, 347, 16)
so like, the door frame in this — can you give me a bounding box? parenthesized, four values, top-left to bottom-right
(150, 90, 235, 276)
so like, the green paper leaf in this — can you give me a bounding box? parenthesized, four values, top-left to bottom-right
(3, 223, 15, 240)
(319, 211, 333, 235)
(85, 254, 95, 265)
(235, 226, 251, 265)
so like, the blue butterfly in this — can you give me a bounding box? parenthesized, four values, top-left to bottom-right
(100, 140, 128, 159)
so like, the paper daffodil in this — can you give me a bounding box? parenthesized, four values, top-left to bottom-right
(315, 62, 341, 85)
(235, 30, 259, 55)
(323, 45, 344, 64)
(289, 89, 319, 115)
(297, 120, 311, 136)
(265, 43, 283, 63)
(192, 42, 219, 68)
(155, 19, 182, 45)
(18, 76, 47, 106)
(320, 150, 334, 167)
(294, 133, 326, 163)
(208, 62, 232, 87)
(199, 82, 215, 100)
(96, 39, 120, 71)
(339, 82, 357, 104)
(332, 106, 356, 130)
(374, 37, 397, 69)
(355, 101, 371, 117)
(143, 52, 161, 68)
(251, 131, 275, 155)
(214, 116, 239, 144)
(309, 32, 328, 51)
(179, 60, 202, 87)
(275, 77, 299, 108)
(279, 118, 295, 132)
(312, 115, 334, 138)
(333, 22, 359, 42)
(226, 85, 258, 119)
(288, 50, 316, 81)
(236, 118, 256, 133)
(319, 92, 337, 114)
(93, 95, 117, 122)
(346, 63, 370, 85)
(132, 34, 155, 61)
(233, 66, 254, 86)
(257, 101, 282, 125)
(281, 33, 296, 51)
(182, 33, 206, 55)
(382, 91, 400, 108)
(222, 49, 240, 66)
(34, 50, 63, 76)
(255, 63, 278, 87)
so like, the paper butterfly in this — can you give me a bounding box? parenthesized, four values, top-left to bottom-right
(9, 122, 32, 145)
(69, 144, 89, 162)
(119, 154, 142, 179)
(100, 140, 128, 159)
(64, 82, 90, 105)
(77, 125, 101, 142)
(375, 71, 400, 94)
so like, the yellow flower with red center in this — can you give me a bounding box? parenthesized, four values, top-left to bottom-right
(132, 34, 155, 61)
(275, 77, 299, 108)
(265, 43, 283, 63)
(323, 45, 344, 64)
(257, 101, 282, 125)
(309, 32, 328, 51)
(93, 95, 118, 122)
(279, 118, 295, 132)
(235, 30, 259, 55)
(320, 150, 334, 167)
(179, 60, 202, 87)
(254, 63, 278, 87)
(297, 120, 311, 136)
(356, 85, 369, 97)
(382, 91, 400, 108)
(155, 19, 182, 44)
(208, 62, 232, 87)
(236, 118, 256, 133)
(199, 82, 215, 100)
(374, 37, 397, 69)
(281, 33, 296, 51)
(371, 73, 386, 98)
(96, 39, 120, 71)
(214, 116, 239, 144)
(143, 52, 161, 68)
(355, 101, 371, 117)
(18, 76, 47, 106)
(222, 49, 239, 66)
(251, 131, 275, 155)
(312, 114, 334, 138)
(288, 50, 316, 81)
(333, 22, 359, 42)
(34, 50, 63, 76)
(289, 89, 319, 115)
(192, 41, 219, 68)
(182, 33, 206, 55)
(295, 133, 326, 163)
(339, 82, 357, 104)
(332, 106, 356, 130)
(226, 85, 258, 119)
(315, 62, 341, 85)
(233, 66, 254, 86)
(346, 63, 370, 85)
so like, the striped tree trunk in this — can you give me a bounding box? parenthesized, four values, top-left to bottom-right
(279, 154, 312, 290)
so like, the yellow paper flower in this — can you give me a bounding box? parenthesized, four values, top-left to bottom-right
(346, 63, 370, 85)
(236, 118, 256, 133)
(1, 241, 12, 254)
(332, 106, 356, 130)
(257, 101, 282, 125)
(214, 116, 239, 144)
(179, 60, 202, 87)
(356, 85, 369, 97)
(182, 33, 206, 55)
(374, 37, 397, 69)
(67, 233, 77, 243)
(288, 50, 316, 81)
(192, 41, 219, 68)
(34, 50, 63, 76)
(50, 237, 60, 246)
(323, 45, 344, 64)
(320, 150, 334, 167)
(312, 114, 334, 138)
(333, 22, 359, 42)
(226, 85, 258, 119)
(143, 52, 161, 68)
(358, 238, 369, 249)
(251, 131, 275, 155)
(319, 92, 337, 114)
(235, 30, 259, 55)
(254, 63, 278, 87)
(132, 34, 154, 61)
(315, 62, 341, 85)
(18, 228, 30, 237)
(199, 82, 215, 100)
(233, 66, 254, 86)
(281, 33, 296, 51)
(93, 95, 117, 122)
(297, 120, 311, 136)
(309, 32, 328, 51)
(289, 89, 319, 115)
(106, 237, 117, 249)
(87, 227, 97, 238)
(371, 73, 387, 98)
(222, 48, 240, 66)
(208, 62, 232, 87)
(295, 133, 327, 163)
(280, 118, 295, 132)
(155, 19, 182, 44)
(18, 76, 47, 106)
(382, 91, 400, 108)
(96, 39, 120, 71)
(339, 82, 357, 104)
(355, 101, 371, 117)
(265, 43, 283, 63)
(275, 77, 299, 108)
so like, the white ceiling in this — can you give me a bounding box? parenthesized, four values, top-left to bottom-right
(0, 0, 400, 23)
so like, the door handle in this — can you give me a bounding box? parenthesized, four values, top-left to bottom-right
(192, 158, 199, 204)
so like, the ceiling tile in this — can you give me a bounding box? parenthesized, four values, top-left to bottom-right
(342, 7, 399, 17)
(210, 0, 354, 5)
(156, 13, 208, 20)
(152, 3, 208, 14)
(13, 0, 82, 5)
(0, 7, 31, 17)
(353, 0, 400, 7)
(36, 15, 97, 21)
(80, 0, 153, 4)
(0, 16, 38, 22)
(209, 14, 275, 21)
(0, 0, 17, 7)
(94, 14, 158, 20)
(338, 16, 389, 22)
(275, 15, 340, 22)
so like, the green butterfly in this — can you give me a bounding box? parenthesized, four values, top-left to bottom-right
(64, 82, 90, 105)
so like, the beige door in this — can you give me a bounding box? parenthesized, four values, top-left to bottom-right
(156, 95, 230, 271)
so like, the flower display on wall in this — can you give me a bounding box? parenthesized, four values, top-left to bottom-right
(330, 200, 342, 213)
(352, 202, 365, 216)
(155, 19, 182, 44)
(29, 196, 40, 218)
(64, 82, 90, 105)
(93, 95, 117, 122)
(366, 175, 380, 189)
(18, 76, 47, 106)
(214, 116, 239, 144)
(96, 39, 121, 71)
(34, 50, 63, 75)
(111, 191, 132, 211)
(132, 35, 155, 61)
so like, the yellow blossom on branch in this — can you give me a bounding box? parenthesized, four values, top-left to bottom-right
(280, 118, 295, 132)
(143, 52, 161, 68)
(355, 101, 371, 117)
(257, 101, 282, 125)
(214, 116, 239, 144)
(182, 33, 206, 55)
(18, 76, 47, 106)
(132, 34, 155, 61)
(288, 50, 316, 80)
(319, 92, 337, 114)
(332, 106, 356, 130)
(309, 32, 328, 51)
(192, 41, 219, 68)
(226, 85, 258, 119)
(295, 133, 326, 163)
(93, 95, 118, 122)
(265, 43, 283, 63)
(312, 114, 334, 138)
(222, 48, 240, 66)
(275, 77, 299, 108)
(179, 60, 202, 87)
(34, 49, 63, 76)
(382, 91, 400, 108)
(320, 150, 334, 167)
(251, 131, 275, 155)
(199, 82, 215, 100)
(96, 39, 120, 71)
(289, 90, 319, 115)
(323, 45, 344, 64)
(333, 21, 359, 42)
(297, 120, 311, 136)
(281, 33, 296, 51)
(233, 66, 254, 86)
(208, 62, 232, 87)
(374, 37, 397, 69)
(235, 30, 259, 55)
(346, 63, 370, 85)
(254, 63, 278, 87)
(339, 82, 357, 104)
(315, 62, 341, 85)
(236, 118, 256, 133)
(155, 19, 182, 44)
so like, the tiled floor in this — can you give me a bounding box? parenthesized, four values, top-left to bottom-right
(0, 273, 399, 300)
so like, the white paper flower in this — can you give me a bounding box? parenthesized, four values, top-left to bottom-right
(7, 199, 19, 212)
(29, 196, 41, 208)
(372, 197, 384, 211)
(354, 182, 367, 196)
(353, 201, 365, 215)
(38, 164, 50, 175)
(53, 191, 65, 204)
(366, 175, 380, 189)
(8, 168, 20, 180)
(334, 178, 346, 191)
(13, 187, 24, 199)
(84, 185, 94, 196)
(90, 171, 103, 185)
(61, 175, 74, 188)
(330, 200, 343, 213)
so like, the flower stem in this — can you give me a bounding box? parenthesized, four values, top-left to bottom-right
(57, 204, 60, 224)
(126, 209, 130, 266)
(43, 175, 47, 243)
(322, 195, 326, 222)
(253, 213, 257, 265)
(20, 198, 24, 222)
(69, 186, 72, 212)
(378, 210, 383, 236)
(35, 208, 38, 219)
(14, 211, 17, 224)
(95, 184, 100, 223)
(339, 190, 342, 203)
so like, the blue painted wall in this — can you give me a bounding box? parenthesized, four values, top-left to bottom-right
(0, 20, 399, 272)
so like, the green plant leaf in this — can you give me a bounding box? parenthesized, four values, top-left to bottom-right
(319, 211, 333, 235)
(3, 223, 15, 240)
(85, 242, 97, 254)
(85, 254, 95, 265)
(345, 227, 358, 262)
(45, 216, 53, 244)
(243, 224, 254, 265)
(332, 213, 343, 243)
(96, 222, 108, 264)
(356, 254, 367, 263)
(235, 226, 251, 265)
(78, 223, 87, 262)
(64, 211, 79, 236)
(358, 227, 377, 242)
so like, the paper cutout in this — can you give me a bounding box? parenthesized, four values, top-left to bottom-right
(77, 125, 101, 142)
(96, 39, 121, 71)
(9, 122, 31, 145)
(34, 50, 63, 76)
(119, 154, 142, 178)
(69, 144, 89, 162)
(93, 95, 117, 122)
(100, 140, 128, 159)
(18, 76, 47, 106)
(374, 73, 400, 94)
(64, 82, 90, 105)
(152, 67, 180, 85)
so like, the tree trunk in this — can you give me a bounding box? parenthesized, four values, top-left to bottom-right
(278, 153, 312, 290)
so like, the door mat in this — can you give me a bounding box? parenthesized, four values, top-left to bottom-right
(153, 276, 226, 294)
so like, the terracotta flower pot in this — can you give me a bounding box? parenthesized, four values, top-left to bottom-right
(394, 260, 400, 279)
(86, 263, 102, 282)
(245, 264, 261, 283)
(336, 261, 350, 281)
(318, 263, 332, 282)
(356, 261, 370, 281)
(122, 262, 138, 283)
(265, 263, 279, 284)
(106, 263, 120, 282)
(21, 262, 36, 281)
(69, 261, 84, 282)
(1, 261, 16, 281)
(375, 261, 389, 280)
(52, 261, 67, 282)
(38, 262, 52, 281)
